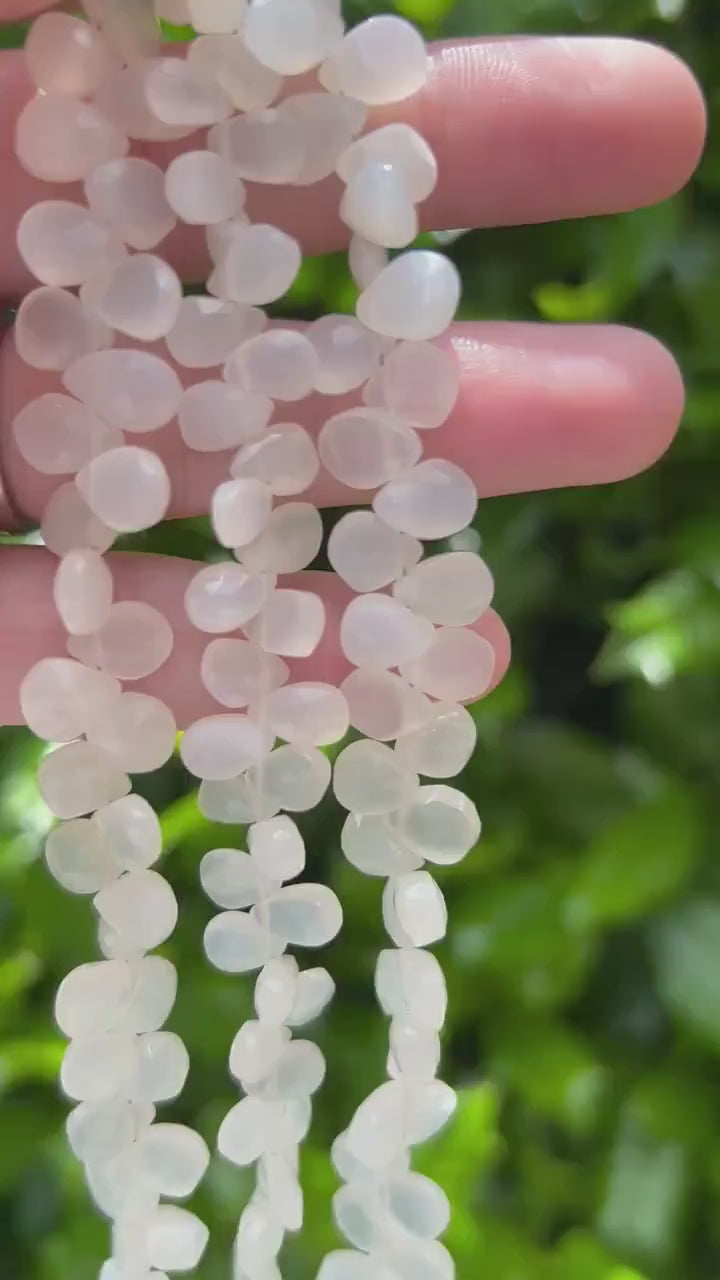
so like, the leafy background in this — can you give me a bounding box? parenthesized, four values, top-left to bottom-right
(1, 1, 719, 1278)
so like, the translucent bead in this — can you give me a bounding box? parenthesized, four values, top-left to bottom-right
(400, 627, 495, 703)
(63, 349, 182, 433)
(262, 683, 349, 747)
(134, 1031, 190, 1103)
(210, 224, 301, 304)
(394, 552, 493, 627)
(95, 870, 178, 951)
(41, 483, 115, 557)
(25, 12, 112, 98)
(94, 60, 195, 144)
(227, 330, 319, 402)
(206, 214, 252, 264)
(200, 847, 268, 909)
(281, 93, 366, 186)
(54, 549, 113, 636)
(15, 288, 113, 373)
(286, 968, 335, 1027)
(357, 251, 460, 341)
(255, 1039, 326, 1100)
(38, 742, 130, 819)
(187, 0, 246, 32)
(340, 594, 434, 671)
(338, 124, 438, 203)
(45, 818, 121, 895)
(66, 1096, 150, 1166)
(167, 297, 266, 370)
(20, 657, 120, 742)
(202, 638, 288, 708)
(257, 1152, 304, 1230)
(237, 503, 323, 575)
(397, 785, 481, 865)
(69, 601, 173, 684)
(76, 448, 171, 533)
(380, 341, 460, 430)
(145, 57, 232, 127)
(333, 1184, 388, 1253)
(231, 424, 319, 496)
(254, 954, 300, 1025)
(320, 15, 428, 105)
(218, 1097, 280, 1165)
(178, 381, 272, 454)
(145, 1207, 209, 1274)
(388, 1021, 441, 1081)
(373, 460, 477, 541)
(86, 693, 177, 773)
(165, 150, 242, 226)
(348, 236, 387, 290)
(394, 702, 477, 778)
(375, 950, 447, 1031)
(328, 511, 421, 593)
(249, 589, 326, 658)
(209, 110, 304, 185)
(82, 254, 182, 342)
(13, 394, 122, 476)
(118, 956, 178, 1034)
(307, 315, 381, 395)
(188, 34, 282, 111)
(341, 813, 422, 878)
(82, 0, 160, 61)
(331, 1128, 408, 1185)
(383, 872, 447, 947)
(387, 1173, 450, 1240)
(333, 741, 418, 815)
(344, 1081, 406, 1169)
(340, 162, 418, 250)
(199, 775, 280, 824)
(230, 1021, 289, 1083)
(60, 1031, 135, 1102)
(235, 1198, 286, 1266)
(341, 669, 429, 742)
(386, 1241, 455, 1280)
(182, 714, 273, 781)
(17, 200, 126, 289)
(93, 794, 163, 871)
(249, 815, 305, 883)
(244, 0, 344, 75)
(248, 744, 331, 812)
(55, 959, 133, 1039)
(318, 409, 421, 490)
(317, 1253, 377, 1280)
(138, 1124, 210, 1199)
(211, 477, 273, 549)
(266, 884, 343, 948)
(15, 93, 128, 183)
(155, 0, 191, 22)
(405, 1081, 457, 1147)
(205, 911, 284, 973)
(185, 561, 273, 634)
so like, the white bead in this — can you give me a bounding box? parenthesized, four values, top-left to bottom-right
(257, 1039, 326, 1100)
(13, 394, 122, 476)
(209, 109, 305, 184)
(388, 1020, 441, 1081)
(286, 967, 335, 1027)
(332, 1183, 388, 1253)
(254, 954, 300, 1025)
(383, 872, 447, 947)
(145, 1207, 209, 1273)
(320, 15, 428, 105)
(333, 740, 418, 815)
(244, 0, 344, 75)
(248, 816, 306, 883)
(400, 627, 495, 702)
(394, 702, 477, 778)
(387, 1173, 450, 1240)
(404, 1081, 457, 1146)
(344, 1081, 406, 1169)
(348, 236, 387, 290)
(394, 551, 493, 626)
(53, 549, 113, 637)
(17, 201, 126, 288)
(340, 594, 434, 671)
(41, 483, 114, 557)
(55, 959, 134, 1038)
(385, 1242, 455, 1280)
(338, 124, 438, 202)
(248, 744, 331, 812)
(341, 814, 422, 878)
(82, 254, 182, 342)
(95, 870, 178, 951)
(145, 57, 232, 127)
(217, 1097, 280, 1165)
(165, 150, 243, 225)
(373, 460, 477, 540)
(38, 742, 130, 819)
(85, 157, 177, 252)
(328, 511, 421, 593)
(340, 162, 418, 250)
(179, 381, 272, 454)
(45, 818, 121, 895)
(266, 883, 343, 947)
(211, 478, 273, 550)
(15, 287, 113, 373)
(202, 638, 288, 709)
(200, 847, 268, 909)
(188, 34, 282, 111)
(205, 912, 284, 973)
(138, 1124, 210, 1199)
(280, 92, 366, 186)
(227, 330, 319, 402)
(340, 669, 429, 742)
(398, 785, 481, 865)
(64, 349, 182, 433)
(76, 447, 171, 534)
(331, 1128, 408, 1185)
(257, 1152, 304, 1230)
(134, 1031, 190, 1103)
(237, 503, 323, 575)
(66, 1096, 149, 1166)
(210, 223, 301, 304)
(230, 1020, 289, 1083)
(199, 775, 279, 824)
(20, 657, 119, 742)
(262, 683, 349, 747)
(317, 1253, 377, 1280)
(93, 794, 163, 872)
(319, 409, 421, 490)
(375, 950, 447, 1030)
(168, 297, 266, 370)
(119, 956, 179, 1034)
(231, 424, 319, 496)
(25, 12, 112, 98)
(94, 60, 195, 144)
(15, 93, 128, 183)
(380, 341, 460, 430)
(86, 693, 177, 773)
(307, 315, 381, 395)
(185, 562, 273, 634)
(248, 589, 326, 658)
(181, 714, 272, 780)
(357, 251, 460, 341)
(68, 601, 174, 680)
(60, 1031, 135, 1102)
(235, 1200, 286, 1267)
(187, 0, 246, 32)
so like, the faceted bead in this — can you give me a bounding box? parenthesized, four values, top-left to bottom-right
(384, 872, 447, 947)
(307, 315, 382, 395)
(202, 638, 288, 709)
(394, 552, 493, 626)
(357, 251, 460, 341)
(397, 785, 481, 865)
(95, 870, 178, 951)
(331, 1129, 408, 1185)
(340, 162, 418, 250)
(185, 562, 272, 633)
(13, 394, 122, 476)
(199, 775, 279, 824)
(262, 683, 349, 747)
(340, 669, 428, 742)
(387, 1173, 450, 1240)
(117, 955, 178, 1034)
(237, 503, 323, 575)
(345, 1081, 406, 1169)
(64, 349, 182, 433)
(373, 460, 478, 540)
(38, 741, 130, 819)
(320, 15, 428, 105)
(25, 12, 112, 98)
(400, 627, 495, 702)
(69, 601, 174, 681)
(394, 701, 477, 778)
(187, 34, 282, 112)
(187, 0, 246, 32)
(15, 93, 128, 183)
(55, 959, 135, 1038)
(227, 330, 319, 402)
(168, 297, 266, 370)
(82, 254, 182, 342)
(134, 1031, 190, 1103)
(182, 714, 273, 781)
(86, 693, 177, 773)
(248, 745, 331, 812)
(340, 594, 434, 671)
(254, 954, 300, 1025)
(145, 1207, 209, 1274)
(266, 884, 343, 947)
(230, 1021, 289, 1084)
(179, 381, 272, 454)
(204, 911, 284, 973)
(333, 740, 418, 815)
(403, 1081, 457, 1146)
(20, 656, 119, 743)
(86, 156, 177, 252)
(348, 235, 387, 290)
(231, 424, 319, 496)
(333, 1183, 387, 1253)
(281, 93, 366, 186)
(217, 1097, 280, 1165)
(328, 511, 421, 593)
(60, 1031, 135, 1102)
(17, 201, 126, 289)
(286, 968, 335, 1027)
(45, 818, 121, 895)
(380, 341, 460, 430)
(318, 409, 421, 490)
(341, 813, 422, 878)
(76, 448, 171, 533)
(248, 815, 305, 883)
(249, 589, 326, 658)
(15, 288, 113, 373)
(209, 109, 304, 184)
(244, 0, 344, 75)
(375, 949, 447, 1031)
(145, 57, 232, 127)
(212, 477, 273, 549)
(93, 794, 163, 871)
(54, 549, 113, 636)
(338, 124, 438, 202)
(41, 483, 115, 557)
(388, 1021, 441, 1081)
(200, 847, 268, 909)
(165, 150, 242, 225)
(210, 223, 301, 304)
(138, 1124, 210, 1199)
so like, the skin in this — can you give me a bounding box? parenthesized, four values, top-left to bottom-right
(0, 2, 708, 725)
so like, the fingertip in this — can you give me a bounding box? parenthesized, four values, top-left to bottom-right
(602, 324, 686, 479)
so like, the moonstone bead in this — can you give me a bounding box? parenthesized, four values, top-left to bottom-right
(344, 1081, 406, 1169)
(15, 288, 113, 373)
(54, 549, 113, 636)
(338, 124, 437, 202)
(82, 254, 182, 342)
(286, 967, 335, 1027)
(248, 744, 331, 812)
(394, 551, 493, 627)
(55, 959, 132, 1038)
(165, 150, 242, 226)
(328, 512, 421, 593)
(254, 954, 299, 1025)
(248, 815, 305, 884)
(206, 214, 252, 264)
(231, 424, 319, 495)
(374, 460, 478, 540)
(60, 1031, 136, 1102)
(281, 93, 366, 186)
(64, 350, 182, 433)
(38, 742, 130, 819)
(41, 483, 115, 557)
(340, 669, 428, 742)
(212, 477, 273, 548)
(138, 1124, 210, 1199)
(341, 813, 422, 877)
(20, 657, 120, 743)
(227, 330, 319, 402)
(400, 627, 495, 703)
(266, 884, 343, 947)
(218, 1097, 280, 1165)
(320, 15, 428, 105)
(95, 870, 178, 951)
(332, 1184, 388, 1253)
(230, 1021, 289, 1084)
(134, 1031, 190, 1103)
(13, 394, 122, 476)
(204, 911, 284, 973)
(25, 12, 112, 97)
(199, 775, 279, 824)
(340, 162, 418, 249)
(94, 61, 194, 144)
(235, 1199, 286, 1266)
(210, 224, 301, 304)
(15, 93, 128, 183)
(181, 714, 272, 781)
(307, 315, 381, 395)
(380, 341, 460, 430)
(200, 848, 269, 909)
(262, 682, 348, 752)
(348, 236, 388, 290)
(93, 794, 163, 871)
(394, 701, 477, 778)
(76, 448, 171, 533)
(333, 741, 418, 815)
(387, 1173, 450, 1240)
(398, 785, 481, 864)
(145, 57, 232, 127)
(331, 1129, 408, 1185)
(82, 0, 160, 61)
(155, 0, 191, 22)
(257, 1152, 304, 1230)
(69, 603, 173, 685)
(383, 872, 447, 947)
(255, 1039, 326, 1100)
(17, 201, 126, 288)
(66, 1097, 150, 1166)
(357, 251, 460, 341)
(202, 638, 288, 708)
(340, 594, 434, 671)
(118, 956, 178, 1034)
(86, 693, 177, 773)
(145, 1207, 209, 1273)
(179, 381, 272, 454)
(237, 502, 323, 574)
(244, 0, 344, 75)
(209, 109, 304, 184)
(188, 34, 282, 111)
(185, 561, 272, 633)
(388, 1021, 441, 1081)
(249, 590, 326, 658)
(375, 950, 446, 1031)
(317, 1253, 377, 1280)
(45, 818, 121, 895)
(187, 0, 246, 32)
(319, 409, 421, 490)
(167, 297, 266, 370)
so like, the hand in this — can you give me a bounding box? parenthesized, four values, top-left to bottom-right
(0, 5, 706, 726)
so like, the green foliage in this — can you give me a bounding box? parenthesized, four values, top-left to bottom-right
(2, 2, 720, 1279)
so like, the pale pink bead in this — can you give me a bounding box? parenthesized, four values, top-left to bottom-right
(25, 12, 113, 98)
(328, 511, 421, 593)
(167, 297, 266, 370)
(340, 594, 434, 671)
(209, 224, 301, 305)
(54, 550, 114, 636)
(280, 93, 366, 186)
(248, 590, 326, 658)
(307, 315, 382, 395)
(226, 330, 319, 402)
(38, 741, 130, 819)
(205, 215, 253, 267)
(41, 483, 115, 557)
(337, 124, 438, 203)
(15, 288, 113, 373)
(145, 58, 233, 127)
(348, 235, 388, 290)
(263, 683, 349, 747)
(247, 744, 331, 813)
(155, 0, 190, 19)
(82, 255, 183, 343)
(180, 715, 273, 781)
(244, 0, 344, 75)
(231, 424, 319, 496)
(380, 341, 460, 429)
(85, 158, 177, 252)
(76, 447, 171, 532)
(318, 408, 421, 490)
(187, 0, 247, 32)
(17, 202, 126, 289)
(373, 460, 478, 540)
(201, 639, 289, 708)
(179, 382, 273, 452)
(87, 693, 177, 773)
(341, 669, 429, 742)
(95, 61, 197, 143)
(185, 562, 273, 634)
(211, 478, 273, 549)
(400, 628, 495, 703)
(68, 601, 174, 680)
(63, 350, 182, 433)
(165, 151, 243, 226)
(340, 163, 418, 250)
(236, 502, 323, 575)
(13, 394, 122, 476)
(393, 552, 495, 626)
(320, 15, 428, 105)
(188, 34, 282, 112)
(82, 0, 160, 62)
(356, 250, 461, 342)
(15, 94, 128, 183)
(20, 657, 120, 743)
(209, 111, 305, 184)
